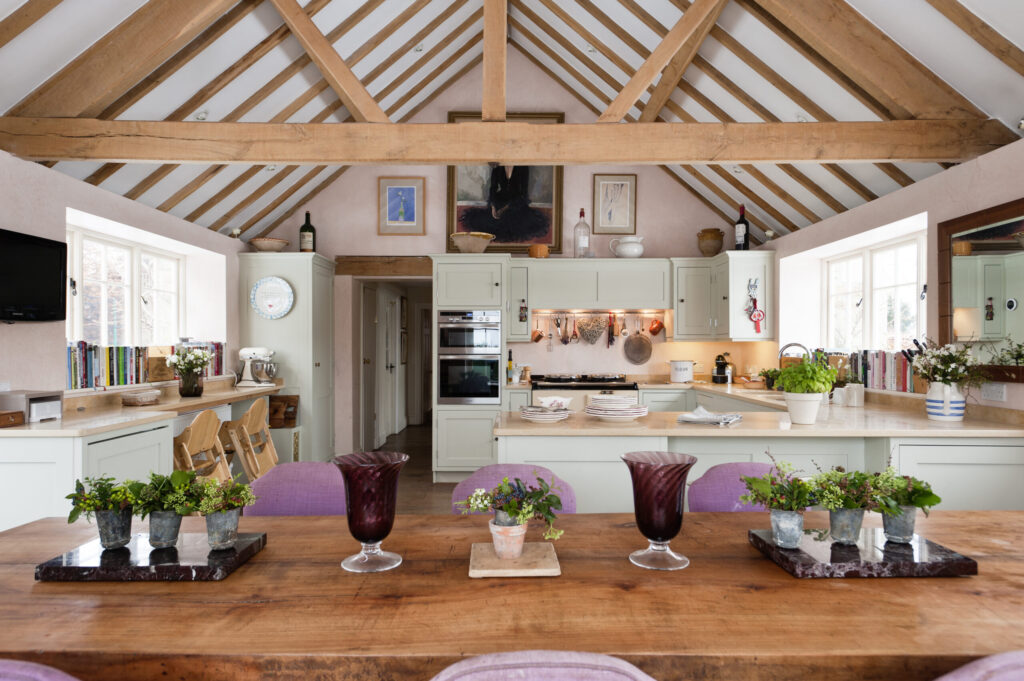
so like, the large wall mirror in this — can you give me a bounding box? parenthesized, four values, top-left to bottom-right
(938, 196, 1024, 382)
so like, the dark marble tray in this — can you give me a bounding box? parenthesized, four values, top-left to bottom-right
(748, 528, 977, 578)
(34, 533, 266, 582)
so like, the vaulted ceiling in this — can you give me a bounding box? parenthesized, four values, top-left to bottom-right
(0, 0, 1021, 243)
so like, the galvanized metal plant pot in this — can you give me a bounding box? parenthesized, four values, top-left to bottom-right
(95, 507, 133, 550)
(205, 508, 241, 550)
(883, 505, 917, 544)
(829, 508, 865, 545)
(770, 509, 803, 549)
(148, 510, 182, 549)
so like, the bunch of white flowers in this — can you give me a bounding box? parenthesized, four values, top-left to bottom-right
(912, 343, 982, 385)
(465, 488, 493, 513)
(166, 348, 213, 375)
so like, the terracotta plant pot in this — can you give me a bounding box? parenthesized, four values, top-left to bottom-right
(697, 228, 724, 257)
(489, 518, 528, 560)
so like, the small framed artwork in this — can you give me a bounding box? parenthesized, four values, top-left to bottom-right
(400, 296, 408, 329)
(400, 330, 408, 365)
(592, 174, 637, 235)
(378, 177, 425, 235)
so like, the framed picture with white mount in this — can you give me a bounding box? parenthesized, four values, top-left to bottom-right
(592, 174, 636, 235)
(378, 177, 425, 236)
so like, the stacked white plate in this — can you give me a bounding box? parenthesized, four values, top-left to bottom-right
(588, 394, 639, 406)
(584, 402, 649, 423)
(520, 406, 570, 423)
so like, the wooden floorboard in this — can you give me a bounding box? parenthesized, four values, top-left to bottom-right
(373, 422, 457, 515)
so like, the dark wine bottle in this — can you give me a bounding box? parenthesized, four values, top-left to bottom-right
(734, 204, 749, 251)
(299, 211, 316, 253)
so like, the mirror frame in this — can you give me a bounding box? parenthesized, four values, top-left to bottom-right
(937, 195, 1024, 383)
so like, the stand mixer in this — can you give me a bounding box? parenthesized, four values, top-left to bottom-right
(236, 347, 277, 387)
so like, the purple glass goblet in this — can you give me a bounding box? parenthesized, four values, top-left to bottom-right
(622, 451, 698, 570)
(333, 451, 408, 573)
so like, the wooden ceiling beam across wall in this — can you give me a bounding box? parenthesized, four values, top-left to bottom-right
(598, 0, 725, 123)
(268, 0, 388, 123)
(481, 0, 507, 121)
(1, 118, 1006, 165)
(639, 0, 727, 122)
(0, 0, 61, 50)
(335, 256, 433, 277)
(8, 0, 238, 118)
(924, 0, 1024, 79)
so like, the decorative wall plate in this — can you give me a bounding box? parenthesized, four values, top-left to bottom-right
(250, 276, 294, 320)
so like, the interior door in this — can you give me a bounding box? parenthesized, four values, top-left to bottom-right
(361, 286, 377, 451)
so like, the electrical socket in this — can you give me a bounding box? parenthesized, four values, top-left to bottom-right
(980, 382, 1007, 402)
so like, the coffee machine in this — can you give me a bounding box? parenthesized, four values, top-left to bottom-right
(236, 347, 276, 387)
(712, 353, 733, 384)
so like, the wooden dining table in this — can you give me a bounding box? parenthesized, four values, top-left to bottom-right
(1, 511, 1023, 681)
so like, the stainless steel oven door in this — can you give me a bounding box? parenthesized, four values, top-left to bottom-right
(438, 354, 501, 404)
(437, 323, 501, 355)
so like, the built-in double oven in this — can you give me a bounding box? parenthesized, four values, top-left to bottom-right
(437, 310, 501, 405)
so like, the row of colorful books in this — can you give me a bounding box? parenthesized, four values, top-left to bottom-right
(66, 341, 226, 390)
(846, 350, 919, 393)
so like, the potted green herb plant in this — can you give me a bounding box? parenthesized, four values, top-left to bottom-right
(873, 467, 941, 543)
(135, 470, 201, 549)
(196, 477, 256, 550)
(811, 466, 880, 545)
(67, 476, 144, 550)
(740, 460, 815, 549)
(911, 342, 984, 422)
(776, 355, 838, 425)
(758, 368, 781, 391)
(456, 475, 563, 559)
(166, 347, 213, 398)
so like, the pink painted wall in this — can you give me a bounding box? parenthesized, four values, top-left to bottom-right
(267, 49, 728, 452)
(0, 150, 245, 392)
(763, 137, 1024, 411)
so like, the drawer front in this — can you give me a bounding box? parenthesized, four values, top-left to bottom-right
(898, 444, 1024, 510)
(85, 425, 173, 480)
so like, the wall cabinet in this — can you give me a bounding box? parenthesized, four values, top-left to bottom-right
(507, 263, 531, 341)
(434, 257, 505, 308)
(528, 259, 670, 310)
(502, 389, 530, 412)
(639, 390, 694, 412)
(435, 408, 499, 470)
(672, 252, 774, 341)
(239, 253, 334, 462)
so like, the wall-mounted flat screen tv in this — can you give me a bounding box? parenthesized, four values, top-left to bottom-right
(0, 227, 67, 321)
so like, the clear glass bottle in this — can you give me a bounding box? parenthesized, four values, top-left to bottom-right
(573, 208, 591, 258)
(299, 211, 316, 253)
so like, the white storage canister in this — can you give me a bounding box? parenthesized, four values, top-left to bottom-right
(669, 360, 695, 383)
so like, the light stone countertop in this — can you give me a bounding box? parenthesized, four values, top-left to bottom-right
(494, 404, 1024, 438)
(0, 383, 281, 438)
(504, 382, 532, 391)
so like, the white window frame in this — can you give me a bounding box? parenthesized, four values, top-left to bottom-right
(823, 232, 927, 351)
(66, 227, 187, 346)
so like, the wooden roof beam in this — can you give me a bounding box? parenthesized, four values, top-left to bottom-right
(924, 0, 1024, 79)
(599, 0, 725, 123)
(0, 0, 61, 50)
(639, 0, 727, 122)
(9, 0, 238, 118)
(268, 0, 389, 123)
(482, 0, 507, 121)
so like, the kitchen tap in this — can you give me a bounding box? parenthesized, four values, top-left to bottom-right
(778, 342, 810, 368)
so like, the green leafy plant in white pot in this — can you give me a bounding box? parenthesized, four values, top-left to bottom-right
(776, 356, 838, 425)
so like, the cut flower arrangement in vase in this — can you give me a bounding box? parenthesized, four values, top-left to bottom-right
(873, 467, 941, 543)
(167, 347, 213, 398)
(740, 459, 815, 549)
(911, 342, 985, 422)
(456, 476, 563, 560)
(810, 466, 881, 545)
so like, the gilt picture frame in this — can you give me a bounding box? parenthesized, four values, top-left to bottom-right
(378, 177, 425, 236)
(446, 111, 563, 254)
(592, 174, 636, 235)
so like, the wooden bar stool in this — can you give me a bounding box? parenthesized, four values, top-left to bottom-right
(221, 398, 279, 482)
(173, 410, 232, 483)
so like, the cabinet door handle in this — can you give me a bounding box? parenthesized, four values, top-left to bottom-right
(494, 282, 499, 287)
(679, 298, 685, 303)
(722, 295, 728, 300)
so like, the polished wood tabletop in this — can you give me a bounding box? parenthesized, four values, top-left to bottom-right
(1, 511, 1023, 681)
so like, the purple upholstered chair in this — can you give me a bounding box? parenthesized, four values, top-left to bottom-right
(0, 660, 81, 681)
(430, 650, 657, 681)
(687, 462, 773, 512)
(451, 464, 577, 514)
(934, 651, 1024, 681)
(244, 462, 346, 516)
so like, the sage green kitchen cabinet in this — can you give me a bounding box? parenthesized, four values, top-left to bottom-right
(527, 259, 670, 310)
(726, 252, 774, 341)
(506, 263, 531, 341)
(434, 408, 499, 471)
(712, 260, 729, 338)
(503, 389, 531, 411)
(639, 390, 695, 412)
(695, 392, 784, 413)
(528, 260, 600, 309)
(432, 255, 507, 309)
(891, 439, 1024, 510)
(673, 265, 713, 337)
(671, 252, 774, 341)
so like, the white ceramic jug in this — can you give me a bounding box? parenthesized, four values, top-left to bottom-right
(609, 236, 644, 258)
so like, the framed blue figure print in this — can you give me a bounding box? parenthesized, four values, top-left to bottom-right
(378, 177, 425, 235)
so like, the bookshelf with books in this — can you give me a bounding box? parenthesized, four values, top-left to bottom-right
(846, 350, 923, 394)
(66, 341, 226, 390)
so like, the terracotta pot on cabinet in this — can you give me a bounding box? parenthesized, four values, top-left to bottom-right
(697, 228, 724, 257)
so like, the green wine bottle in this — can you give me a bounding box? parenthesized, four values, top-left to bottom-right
(299, 211, 315, 253)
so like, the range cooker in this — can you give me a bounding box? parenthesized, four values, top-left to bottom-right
(531, 374, 639, 411)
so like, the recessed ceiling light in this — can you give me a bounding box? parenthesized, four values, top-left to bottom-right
(413, 43, 424, 53)
(265, 165, 277, 172)
(730, 165, 744, 174)
(795, 112, 808, 123)
(193, 110, 208, 121)
(585, 43, 597, 54)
